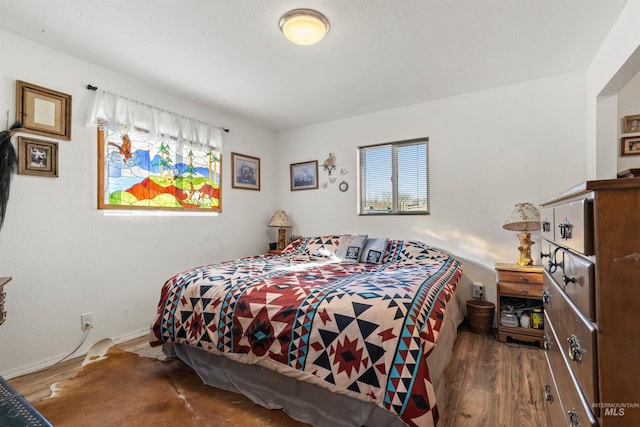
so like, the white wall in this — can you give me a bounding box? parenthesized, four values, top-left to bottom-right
(0, 29, 278, 377)
(275, 71, 589, 309)
(618, 72, 640, 171)
(588, 0, 640, 179)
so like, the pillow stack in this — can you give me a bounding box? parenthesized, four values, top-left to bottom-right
(334, 236, 388, 264)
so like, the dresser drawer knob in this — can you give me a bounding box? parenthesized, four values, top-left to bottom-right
(544, 383, 553, 402)
(562, 273, 576, 286)
(567, 409, 581, 427)
(559, 219, 574, 240)
(518, 275, 529, 282)
(567, 335, 583, 362)
(543, 335, 552, 350)
(542, 289, 551, 304)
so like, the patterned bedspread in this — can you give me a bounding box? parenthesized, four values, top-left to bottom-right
(151, 237, 462, 427)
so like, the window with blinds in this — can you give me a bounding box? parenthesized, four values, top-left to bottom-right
(358, 138, 429, 215)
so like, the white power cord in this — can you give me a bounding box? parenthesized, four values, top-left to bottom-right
(27, 328, 91, 374)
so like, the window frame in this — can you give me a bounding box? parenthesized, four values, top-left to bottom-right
(357, 137, 429, 216)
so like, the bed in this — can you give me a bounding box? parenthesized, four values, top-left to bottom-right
(150, 235, 463, 427)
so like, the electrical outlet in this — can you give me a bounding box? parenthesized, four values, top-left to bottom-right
(81, 312, 94, 330)
(472, 282, 485, 299)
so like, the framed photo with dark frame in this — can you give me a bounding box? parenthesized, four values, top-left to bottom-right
(17, 136, 59, 177)
(16, 80, 72, 140)
(621, 135, 640, 156)
(290, 160, 318, 191)
(623, 114, 640, 133)
(231, 152, 260, 190)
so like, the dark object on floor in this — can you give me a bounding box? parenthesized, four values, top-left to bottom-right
(466, 300, 495, 335)
(0, 374, 53, 426)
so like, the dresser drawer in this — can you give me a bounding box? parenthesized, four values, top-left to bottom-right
(552, 198, 593, 255)
(540, 207, 555, 242)
(543, 271, 598, 410)
(543, 354, 568, 427)
(497, 270, 543, 285)
(498, 282, 541, 298)
(544, 243, 595, 321)
(544, 312, 598, 427)
(559, 249, 595, 321)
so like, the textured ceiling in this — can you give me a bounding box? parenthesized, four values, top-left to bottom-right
(0, 0, 629, 131)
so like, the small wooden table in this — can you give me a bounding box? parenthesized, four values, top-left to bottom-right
(495, 264, 544, 346)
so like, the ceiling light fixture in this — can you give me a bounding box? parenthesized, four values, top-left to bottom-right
(279, 8, 329, 46)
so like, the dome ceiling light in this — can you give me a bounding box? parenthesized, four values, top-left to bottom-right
(279, 8, 329, 46)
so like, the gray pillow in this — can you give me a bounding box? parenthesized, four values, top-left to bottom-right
(334, 235, 368, 263)
(360, 238, 388, 264)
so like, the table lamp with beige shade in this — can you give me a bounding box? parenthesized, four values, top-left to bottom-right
(268, 210, 292, 251)
(503, 202, 541, 266)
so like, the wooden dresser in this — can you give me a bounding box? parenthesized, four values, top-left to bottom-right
(540, 178, 640, 426)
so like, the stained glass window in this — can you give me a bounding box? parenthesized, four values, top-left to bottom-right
(98, 123, 221, 211)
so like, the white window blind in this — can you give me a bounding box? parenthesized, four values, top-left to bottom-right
(359, 138, 429, 215)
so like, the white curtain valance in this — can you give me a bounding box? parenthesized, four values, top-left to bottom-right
(85, 89, 225, 151)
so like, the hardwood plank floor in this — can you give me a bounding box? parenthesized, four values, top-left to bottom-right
(10, 328, 551, 426)
(441, 327, 551, 427)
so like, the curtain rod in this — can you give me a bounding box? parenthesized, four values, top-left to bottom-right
(86, 84, 230, 133)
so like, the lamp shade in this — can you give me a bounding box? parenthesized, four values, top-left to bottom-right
(268, 210, 292, 228)
(279, 9, 329, 45)
(503, 202, 541, 232)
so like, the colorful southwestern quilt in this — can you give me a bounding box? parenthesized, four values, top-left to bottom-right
(151, 237, 462, 427)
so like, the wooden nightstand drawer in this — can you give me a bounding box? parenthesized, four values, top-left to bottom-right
(498, 282, 541, 298)
(497, 270, 542, 285)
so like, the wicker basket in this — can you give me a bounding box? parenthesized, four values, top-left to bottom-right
(466, 300, 495, 335)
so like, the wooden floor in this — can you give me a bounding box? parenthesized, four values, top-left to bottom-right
(439, 327, 551, 427)
(10, 327, 551, 426)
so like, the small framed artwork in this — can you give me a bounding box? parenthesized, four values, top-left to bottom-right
(16, 80, 72, 140)
(622, 114, 640, 133)
(290, 160, 318, 191)
(621, 136, 640, 156)
(231, 152, 260, 190)
(17, 136, 59, 177)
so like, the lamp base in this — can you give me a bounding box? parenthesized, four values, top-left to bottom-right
(516, 232, 535, 266)
(277, 228, 287, 251)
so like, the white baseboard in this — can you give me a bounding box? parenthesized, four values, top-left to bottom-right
(2, 327, 151, 380)
(111, 327, 150, 345)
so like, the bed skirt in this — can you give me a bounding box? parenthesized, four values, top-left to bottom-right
(164, 292, 463, 427)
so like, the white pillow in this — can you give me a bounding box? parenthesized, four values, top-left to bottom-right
(360, 238, 388, 264)
(334, 235, 368, 263)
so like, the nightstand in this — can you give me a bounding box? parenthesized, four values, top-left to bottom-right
(495, 263, 544, 346)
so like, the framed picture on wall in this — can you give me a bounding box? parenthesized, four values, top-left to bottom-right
(290, 160, 318, 191)
(621, 135, 640, 156)
(231, 152, 260, 190)
(16, 80, 72, 140)
(622, 114, 640, 133)
(17, 136, 59, 177)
